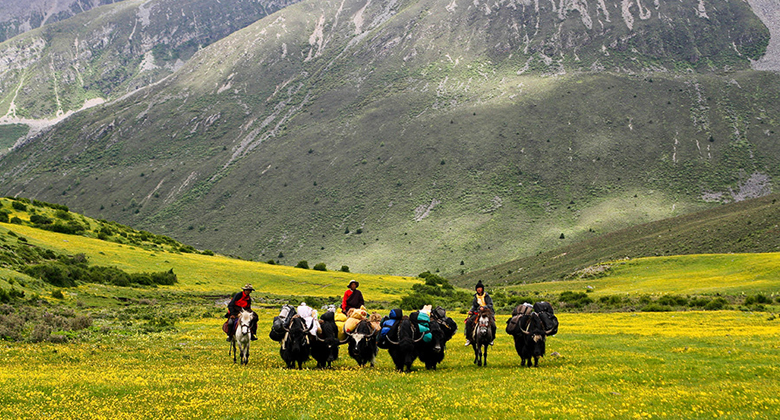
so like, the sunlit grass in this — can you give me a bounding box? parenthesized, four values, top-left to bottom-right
(505, 253, 780, 297)
(1, 223, 420, 300)
(0, 311, 778, 419)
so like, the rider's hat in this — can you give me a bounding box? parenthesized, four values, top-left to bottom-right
(348, 279, 359, 288)
(242, 284, 254, 291)
(475, 280, 485, 291)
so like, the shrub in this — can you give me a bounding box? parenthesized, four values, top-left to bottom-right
(704, 298, 729, 310)
(201, 249, 215, 256)
(0, 212, 8, 223)
(745, 294, 771, 305)
(658, 295, 688, 306)
(11, 201, 26, 211)
(266, 260, 276, 265)
(340, 265, 349, 272)
(10, 217, 21, 224)
(30, 214, 52, 225)
(69, 315, 92, 331)
(313, 263, 327, 271)
(51, 290, 65, 299)
(296, 260, 309, 269)
(690, 297, 710, 307)
(559, 291, 593, 308)
(599, 295, 623, 306)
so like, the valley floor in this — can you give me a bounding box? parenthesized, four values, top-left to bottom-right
(1, 311, 778, 419)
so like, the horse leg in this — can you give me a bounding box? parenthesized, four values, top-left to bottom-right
(232, 340, 237, 364)
(483, 344, 488, 367)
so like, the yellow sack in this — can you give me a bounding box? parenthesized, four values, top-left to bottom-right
(336, 321, 347, 340)
(344, 317, 361, 333)
(334, 312, 348, 322)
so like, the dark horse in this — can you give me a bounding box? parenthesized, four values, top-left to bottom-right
(471, 306, 495, 367)
(280, 316, 311, 369)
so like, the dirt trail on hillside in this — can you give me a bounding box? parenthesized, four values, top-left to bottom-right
(747, 0, 780, 71)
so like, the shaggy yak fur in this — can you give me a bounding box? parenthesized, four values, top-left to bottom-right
(280, 316, 311, 369)
(346, 319, 378, 367)
(311, 318, 340, 368)
(387, 317, 417, 372)
(415, 315, 458, 370)
(511, 313, 547, 367)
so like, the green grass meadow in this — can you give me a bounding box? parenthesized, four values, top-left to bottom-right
(0, 311, 778, 419)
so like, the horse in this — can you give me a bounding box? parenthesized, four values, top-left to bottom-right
(471, 306, 494, 367)
(229, 309, 253, 365)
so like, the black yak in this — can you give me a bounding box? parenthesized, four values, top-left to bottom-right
(346, 319, 378, 367)
(512, 313, 548, 367)
(416, 311, 458, 370)
(311, 316, 340, 368)
(280, 316, 311, 369)
(387, 317, 417, 372)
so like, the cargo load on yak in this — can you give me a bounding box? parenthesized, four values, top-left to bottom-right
(297, 302, 320, 337)
(269, 304, 295, 342)
(377, 308, 403, 349)
(344, 306, 368, 334)
(411, 306, 433, 343)
(506, 303, 534, 335)
(533, 301, 558, 336)
(334, 310, 349, 341)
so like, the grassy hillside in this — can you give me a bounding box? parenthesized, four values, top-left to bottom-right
(0, 0, 776, 277)
(0, 197, 420, 304)
(456, 192, 780, 287)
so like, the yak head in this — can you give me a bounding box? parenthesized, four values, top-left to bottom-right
(286, 316, 310, 354)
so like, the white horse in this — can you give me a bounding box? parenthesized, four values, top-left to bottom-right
(230, 309, 253, 365)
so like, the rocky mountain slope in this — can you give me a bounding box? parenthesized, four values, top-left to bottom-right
(0, 0, 778, 277)
(0, 0, 299, 138)
(0, 0, 125, 43)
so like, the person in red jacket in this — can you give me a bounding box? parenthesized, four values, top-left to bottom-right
(225, 284, 259, 341)
(341, 280, 364, 314)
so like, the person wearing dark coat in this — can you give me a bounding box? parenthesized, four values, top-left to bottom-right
(341, 280, 365, 313)
(226, 284, 259, 341)
(464, 280, 496, 346)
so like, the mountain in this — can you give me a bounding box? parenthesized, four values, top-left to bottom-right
(453, 192, 780, 287)
(0, 0, 300, 139)
(0, 0, 126, 43)
(0, 0, 778, 277)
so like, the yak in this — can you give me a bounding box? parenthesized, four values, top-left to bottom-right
(386, 317, 417, 372)
(311, 317, 340, 369)
(512, 313, 548, 367)
(346, 319, 378, 367)
(415, 314, 458, 370)
(280, 316, 311, 369)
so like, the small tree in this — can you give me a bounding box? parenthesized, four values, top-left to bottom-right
(340, 265, 350, 273)
(313, 263, 327, 271)
(296, 260, 309, 269)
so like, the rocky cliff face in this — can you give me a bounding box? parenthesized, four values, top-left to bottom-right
(0, 0, 125, 42)
(0, 0, 300, 134)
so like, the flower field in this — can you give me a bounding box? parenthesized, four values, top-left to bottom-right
(1, 311, 779, 419)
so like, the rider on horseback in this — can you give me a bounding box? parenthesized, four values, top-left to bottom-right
(464, 280, 496, 346)
(226, 284, 259, 341)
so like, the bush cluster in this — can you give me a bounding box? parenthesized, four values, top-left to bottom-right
(0, 304, 93, 343)
(23, 257, 177, 288)
(397, 272, 471, 311)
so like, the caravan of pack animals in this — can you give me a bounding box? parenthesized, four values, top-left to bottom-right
(223, 280, 558, 371)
